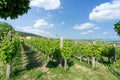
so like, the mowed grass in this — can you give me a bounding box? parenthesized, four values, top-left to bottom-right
(0, 44, 120, 80)
(39, 62, 119, 80)
(0, 58, 120, 80)
(1, 61, 119, 80)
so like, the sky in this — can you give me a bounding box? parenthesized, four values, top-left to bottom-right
(0, 0, 120, 40)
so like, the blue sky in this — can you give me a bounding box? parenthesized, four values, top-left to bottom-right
(0, 0, 120, 40)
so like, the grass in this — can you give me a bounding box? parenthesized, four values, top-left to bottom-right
(33, 60, 120, 80)
(0, 43, 120, 80)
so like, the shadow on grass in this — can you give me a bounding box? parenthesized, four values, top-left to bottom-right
(46, 60, 58, 68)
(102, 61, 120, 79)
(108, 66, 120, 79)
(46, 59, 74, 70)
(23, 43, 42, 70)
(102, 61, 111, 66)
(12, 43, 43, 78)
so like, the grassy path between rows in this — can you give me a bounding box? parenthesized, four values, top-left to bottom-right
(20, 43, 49, 80)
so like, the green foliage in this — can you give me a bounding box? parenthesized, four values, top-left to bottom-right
(0, 22, 21, 64)
(25, 37, 120, 67)
(61, 41, 73, 60)
(25, 37, 60, 59)
(0, 33, 21, 64)
(0, 22, 13, 41)
(45, 38, 59, 56)
(80, 41, 104, 59)
(73, 41, 104, 59)
(73, 41, 87, 57)
(25, 38, 107, 60)
(102, 44, 114, 58)
(116, 46, 120, 59)
(0, 0, 30, 19)
(114, 21, 120, 36)
(92, 41, 104, 58)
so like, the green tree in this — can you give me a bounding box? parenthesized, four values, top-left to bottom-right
(114, 21, 120, 36)
(0, 0, 30, 19)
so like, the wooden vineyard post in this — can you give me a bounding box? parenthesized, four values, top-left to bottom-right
(59, 37, 63, 67)
(92, 56, 95, 67)
(92, 41, 96, 68)
(6, 64, 11, 78)
(113, 44, 116, 63)
(6, 30, 12, 78)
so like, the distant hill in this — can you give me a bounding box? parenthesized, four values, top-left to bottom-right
(16, 31, 120, 42)
(16, 31, 42, 37)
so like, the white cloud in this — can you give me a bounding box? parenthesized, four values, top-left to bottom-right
(16, 26, 49, 36)
(73, 22, 95, 30)
(61, 21, 65, 25)
(103, 32, 109, 35)
(73, 22, 100, 35)
(30, 0, 61, 10)
(93, 27, 100, 30)
(34, 19, 54, 28)
(89, 0, 120, 22)
(80, 30, 93, 35)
